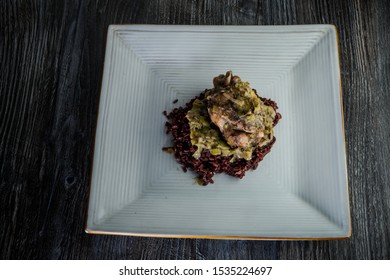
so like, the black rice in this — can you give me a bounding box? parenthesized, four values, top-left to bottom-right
(164, 91, 281, 185)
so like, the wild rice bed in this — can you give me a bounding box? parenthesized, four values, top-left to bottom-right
(164, 90, 281, 185)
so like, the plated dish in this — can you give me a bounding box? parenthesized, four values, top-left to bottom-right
(164, 71, 281, 185)
(86, 25, 351, 239)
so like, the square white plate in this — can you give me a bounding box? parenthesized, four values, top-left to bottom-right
(86, 25, 351, 239)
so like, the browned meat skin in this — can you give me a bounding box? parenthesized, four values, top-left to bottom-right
(208, 106, 260, 148)
(206, 71, 267, 148)
(225, 130, 251, 148)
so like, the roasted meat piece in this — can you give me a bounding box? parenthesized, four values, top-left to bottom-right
(206, 71, 275, 148)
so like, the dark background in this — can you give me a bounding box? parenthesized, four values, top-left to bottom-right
(1, 0, 389, 259)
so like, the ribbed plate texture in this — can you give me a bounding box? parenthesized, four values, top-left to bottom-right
(87, 25, 350, 239)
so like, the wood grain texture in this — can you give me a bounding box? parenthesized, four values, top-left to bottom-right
(0, 0, 389, 260)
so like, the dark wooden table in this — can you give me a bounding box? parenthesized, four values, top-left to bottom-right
(1, 0, 389, 260)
